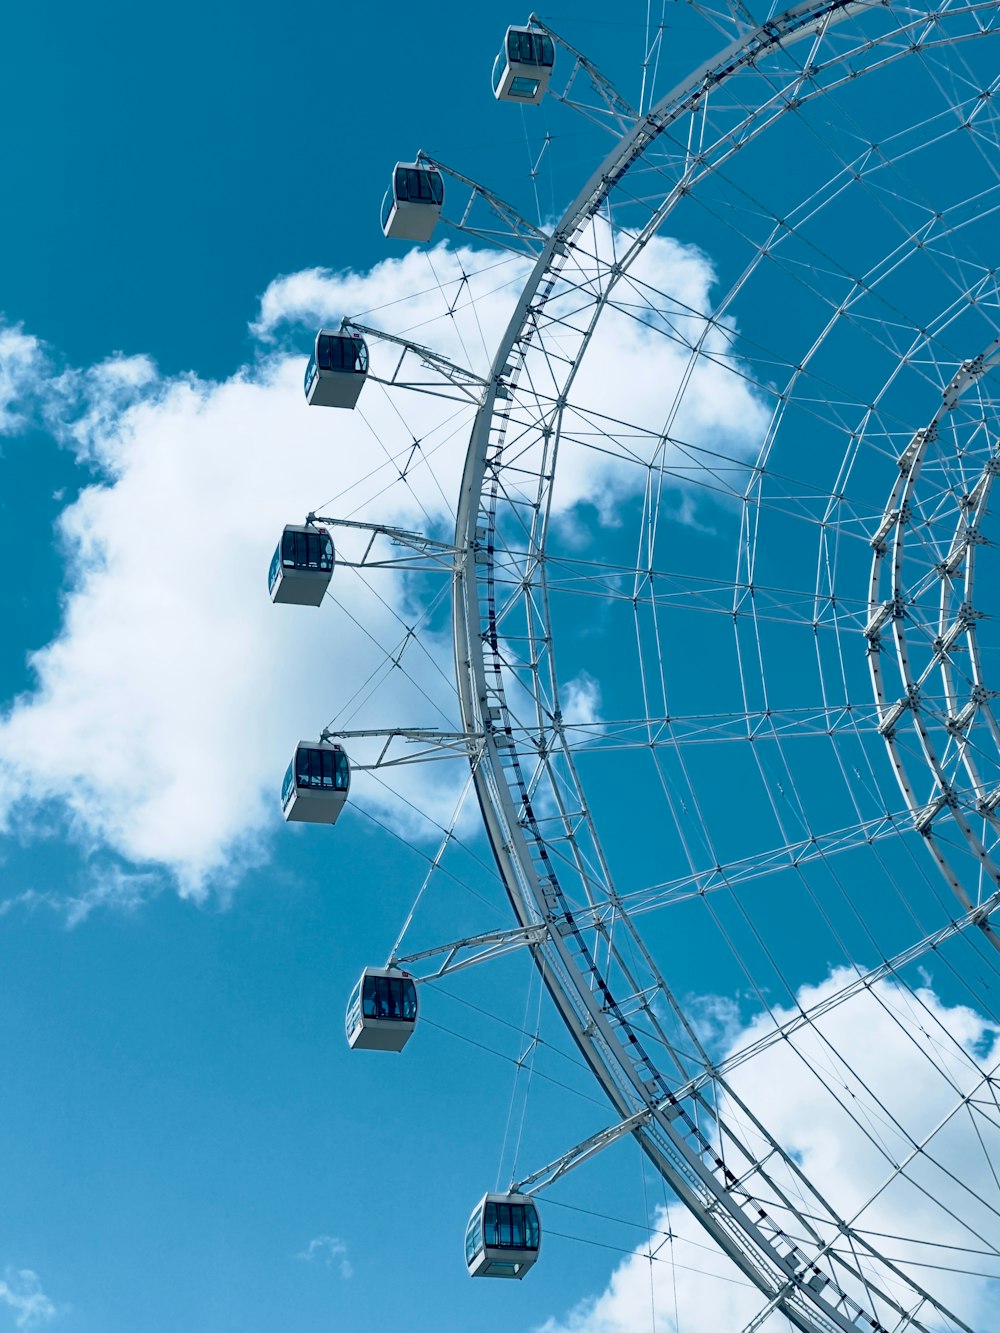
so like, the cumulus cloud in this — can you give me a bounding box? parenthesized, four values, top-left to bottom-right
(536, 1208, 765, 1333)
(539, 229, 769, 524)
(0, 230, 766, 895)
(0, 1268, 58, 1331)
(295, 1235, 353, 1279)
(538, 971, 1000, 1333)
(48, 353, 160, 462)
(0, 325, 45, 437)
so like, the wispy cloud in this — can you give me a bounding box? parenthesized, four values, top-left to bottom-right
(0, 324, 45, 437)
(0, 864, 163, 929)
(295, 1235, 353, 1279)
(0, 1267, 59, 1331)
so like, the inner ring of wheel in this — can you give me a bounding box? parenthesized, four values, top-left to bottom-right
(868, 341, 1000, 946)
(452, 6, 997, 1331)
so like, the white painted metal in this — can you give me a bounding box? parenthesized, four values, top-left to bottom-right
(491, 26, 554, 106)
(281, 741, 350, 824)
(304, 329, 368, 409)
(415, 152, 550, 258)
(268, 524, 333, 606)
(465, 1192, 541, 1278)
(867, 340, 1000, 951)
(345, 967, 417, 1052)
(449, 3, 998, 1330)
(381, 161, 443, 242)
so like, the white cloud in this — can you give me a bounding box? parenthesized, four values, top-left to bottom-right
(295, 1235, 353, 1279)
(49, 353, 159, 463)
(538, 972, 1000, 1333)
(0, 326, 45, 437)
(536, 1210, 764, 1333)
(0, 1268, 58, 1331)
(682, 991, 746, 1054)
(0, 232, 766, 896)
(561, 673, 602, 729)
(0, 865, 162, 929)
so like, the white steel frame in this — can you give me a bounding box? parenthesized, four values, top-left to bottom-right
(442, 4, 1000, 1332)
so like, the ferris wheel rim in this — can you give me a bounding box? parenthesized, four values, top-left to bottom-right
(448, 2, 1000, 1330)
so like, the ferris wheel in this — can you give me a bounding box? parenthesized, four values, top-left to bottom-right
(272, 3, 1000, 1330)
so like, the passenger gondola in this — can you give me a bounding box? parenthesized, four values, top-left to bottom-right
(268, 524, 334, 606)
(281, 741, 350, 824)
(304, 329, 369, 408)
(345, 967, 418, 1051)
(465, 1192, 541, 1278)
(492, 25, 555, 105)
(381, 162, 444, 242)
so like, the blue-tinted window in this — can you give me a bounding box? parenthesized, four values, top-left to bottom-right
(506, 30, 554, 67)
(394, 167, 443, 205)
(316, 334, 369, 375)
(268, 543, 281, 592)
(316, 334, 343, 371)
(482, 1201, 538, 1251)
(465, 1213, 483, 1265)
(281, 760, 295, 808)
(484, 1202, 498, 1247)
(281, 529, 333, 572)
(509, 76, 540, 99)
(294, 746, 350, 792)
(345, 979, 363, 1037)
(361, 974, 417, 1022)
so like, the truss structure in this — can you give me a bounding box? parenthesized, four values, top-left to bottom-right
(321, 3, 1000, 1329)
(442, 4, 1000, 1330)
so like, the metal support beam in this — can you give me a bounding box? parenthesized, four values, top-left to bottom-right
(345, 318, 491, 403)
(391, 922, 548, 978)
(322, 728, 485, 770)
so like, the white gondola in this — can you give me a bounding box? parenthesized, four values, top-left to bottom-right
(465, 1192, 541, 1278)
(281, 741, 350, 824)
(381, 162, 444, 242)
(303, 329, 369, 408)
(345, 967, 418, 1051)
(491, 25, 555, 105)
(268, 525, 334, 606)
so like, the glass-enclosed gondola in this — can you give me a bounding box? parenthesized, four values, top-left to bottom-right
(345, 967, 418, 1051)
(268, 524, 334, 606)
(491, 25, 555, 105)
(465, 1192, 540, 1278)
(281, 741, 350, 824)
(303, 329, 369, 408)
(381, 162, 444, 242)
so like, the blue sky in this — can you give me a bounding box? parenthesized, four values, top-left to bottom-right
(2, 3, 1000, 1333)
(0, 7, 700, 1331)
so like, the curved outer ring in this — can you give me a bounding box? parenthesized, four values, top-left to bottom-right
(451, 4, 987, 1330)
